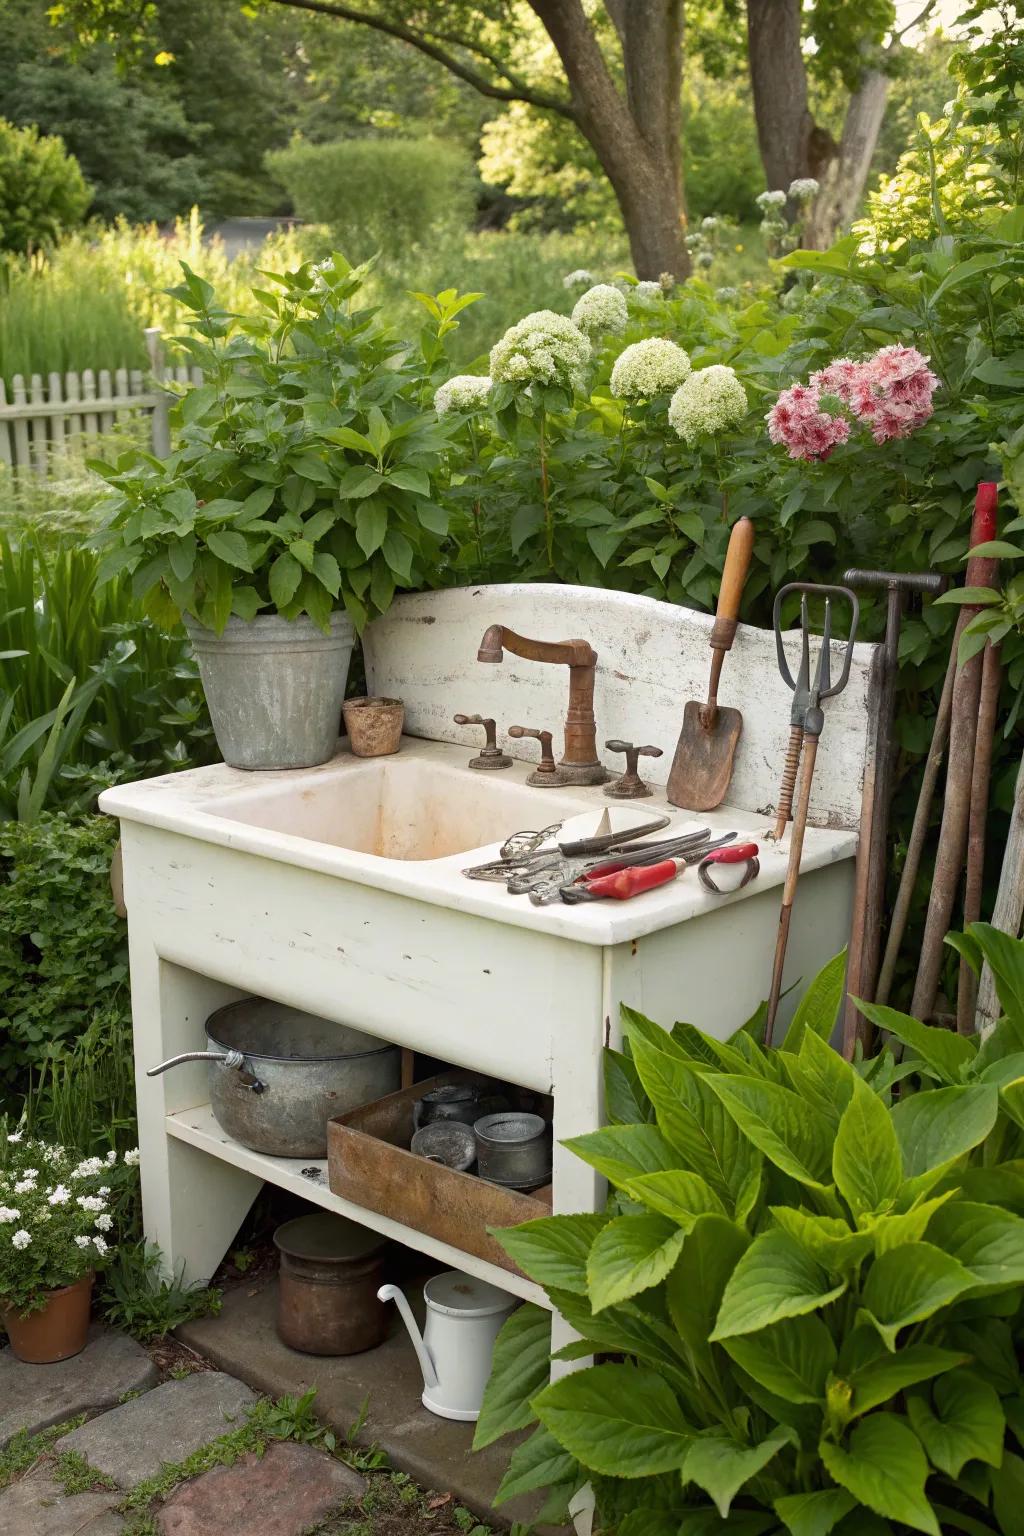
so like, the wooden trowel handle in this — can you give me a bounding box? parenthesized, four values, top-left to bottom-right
(704, 518, 754, 716)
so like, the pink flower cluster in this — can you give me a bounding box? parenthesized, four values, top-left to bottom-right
(768, 345, 939, 462)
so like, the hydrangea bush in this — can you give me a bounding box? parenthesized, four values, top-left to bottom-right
(0, 1133, 137, 1315)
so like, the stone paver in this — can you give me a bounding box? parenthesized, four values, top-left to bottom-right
(0, 1326, 158, 1450)
(0, 1468, 125, 1536)
(54, 1370, 256, 1488)
(155, 1440, 366, 1535)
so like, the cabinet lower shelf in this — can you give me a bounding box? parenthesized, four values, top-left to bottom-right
(165, 1104, 548, 1309)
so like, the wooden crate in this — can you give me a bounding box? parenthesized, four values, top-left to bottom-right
(327, 1070, 552, 1277)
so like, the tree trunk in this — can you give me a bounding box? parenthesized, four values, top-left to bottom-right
(531, 0, 689, 278)
(804, 68, 891, 247)
(746, 0, 816, 193)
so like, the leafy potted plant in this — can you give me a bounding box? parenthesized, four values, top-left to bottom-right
(91, 255, 452, 770)
(0, 1134, 136, 1363)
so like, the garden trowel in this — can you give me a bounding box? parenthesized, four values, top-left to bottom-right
(667, 517, 754, 811)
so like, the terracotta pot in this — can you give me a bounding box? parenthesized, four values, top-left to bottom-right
(2, 1272, 94, 1363)
(342, 696, 404, 758)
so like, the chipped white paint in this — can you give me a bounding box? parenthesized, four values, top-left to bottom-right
(365, 583, 880, 830)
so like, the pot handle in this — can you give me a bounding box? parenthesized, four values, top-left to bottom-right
(147, 1049, 245, 1077)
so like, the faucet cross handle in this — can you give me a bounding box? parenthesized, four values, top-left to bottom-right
(508, 725, 570, 788)
(604, 739, 663, 800)
(453, 713, 512, 771)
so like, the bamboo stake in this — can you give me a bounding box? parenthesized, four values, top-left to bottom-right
(958, 638, 1002, 1033)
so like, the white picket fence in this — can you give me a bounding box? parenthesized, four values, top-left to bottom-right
(0, 329, 201, 475)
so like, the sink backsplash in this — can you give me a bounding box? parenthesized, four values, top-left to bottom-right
(363, 583, 880, 832)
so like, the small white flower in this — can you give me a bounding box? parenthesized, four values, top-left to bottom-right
(72, 1158, 104, 1179)
(628, 280, 662, 304)
(77, 1195, 107, 1213)
(123, 1149, 140, 1167)
(105, 1150, 118, 1165)
(756, 189, 787, 211)
(668, 365, 748, 444)
(14, 1178, 36, 1195)
(788, 177, 820, 201)
(47, 1185, 71, 1206)
(571, 283, 628, 337)
(490, 310, 591, 393)
(75, 1235, 92, 1249)
(715, 286, 741, 303)
(43, 1146, 64, 1163)
(610, 338, 692, 401)
(433, 374, 492, 416)
(23, 1169, 38, 1180)
(94, 1214, 113, 1232)
(98, 1187, 110, 1197)
(0, 1206, 20, 1223)
(92, 1235, 109, 1255)
(6, 1131, 23, 1144)
(562, 268, 594, 289)
(11, 1229, 31, 1250)
(701, 216, 720, 231)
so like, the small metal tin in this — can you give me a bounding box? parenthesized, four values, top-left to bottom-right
(474, 1112, 551, 1189)
(411, 1121, 477, 1172)
(413, 1082, 481, 1130)
(273, 1212, 387, 1356)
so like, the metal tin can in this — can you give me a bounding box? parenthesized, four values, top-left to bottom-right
(273, 1213, 387, 1356)
(473, 1112, 551, 1189)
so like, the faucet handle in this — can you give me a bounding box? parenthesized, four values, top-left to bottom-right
(508, 725, 569, 788)
(604, 739, 663, 799)
(453, 713, 512, 771)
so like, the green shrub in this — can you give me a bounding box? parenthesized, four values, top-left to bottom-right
(268, 136, 476, 258)
(0, 814, 127, 1099)
(478, 931, 1024, 1533)
(0, 118, 90, 255)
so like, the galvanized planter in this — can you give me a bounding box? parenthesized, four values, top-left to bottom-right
(184, 611, 354, 771)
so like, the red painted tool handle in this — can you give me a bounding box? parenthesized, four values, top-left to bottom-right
(702, 842, 759, 865)
(584, 858, 683, 900)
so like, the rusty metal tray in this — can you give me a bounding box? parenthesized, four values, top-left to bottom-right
(327, 1070, 552, 1277)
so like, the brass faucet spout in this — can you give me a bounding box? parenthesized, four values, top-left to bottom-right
(474, 624, 607, 785)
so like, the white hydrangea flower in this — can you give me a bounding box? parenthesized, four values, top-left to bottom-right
(43, 1145, 64, 1162)
(0, 1206, 20, 1223)
(756, 189, 787, 210)
(47, 1185, 71, 1206)
(490, 310, 591, 393)
(562, 269, 594, 289)
(12, 1230, 31, 1250)
(123, 1149, 141, 1167)
(77, 1195, 107, 1213)
(571, 284, 629, 337)
(98, 1187, 110, 1197)
(105, 1150, 118, 1165)
(6, 1131, 23, 1144)
(75, 1235, 92, 1249)
(668, 365, 748, 444)
(701, 216, 720, 231)
(610, 339, 692, 401)
(92, 1235, 109, 1255)
(72, 1157, 104, 1179)
(94, 1214, 113, 1232)
(14, 1178, 36, 1195)
(788, 177, 820, 201)
(433, 375, 492, 416)
(629, 280, 662, 304)
(715, 287, 740, 303)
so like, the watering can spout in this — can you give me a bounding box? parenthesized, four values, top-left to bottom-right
(377, 1283, 439, 1389)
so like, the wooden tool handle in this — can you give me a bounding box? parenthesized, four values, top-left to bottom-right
(710, 517, 755, 651)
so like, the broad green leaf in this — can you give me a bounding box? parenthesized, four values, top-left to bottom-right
(846, 1340, 967, 1417)
(722, 1314, 836, 1403)
(711, 1229, 847, 1342)
(859, 1243, 974, 1350)
(492, 1425, 577, 1505)
(290, 537, 315, 572)
(627, 1033, 736, 1195)
(168, 531, 196, 582)
(853, 1001, 976, 1083)
(495, 1214, 607, 1295)
(788, 1028, 856, 1119)
(387, 466, 430, 497)
(891, 1085, 998, 1190)
(681, 1425, 794, 1518)
(907, 1369, 1004, 1477)
(678, 1514, 776, 1536)
(604, 1047, 651, 1125)
(774, 1487, 856, 1536)
(473, 1303, 551, 1449)
(205, 529, 253, 571)
(415, 501, 449, 536)
(992, 1450, 1024, 1535)
(819, 1413, 939, 1535)
(549, 1286, 689, 1377)
(783, 948, 848, 1052)
(268, 551, 302, 609)
(323, 425, 375, 454)
(533, 1363, 692, 1477)
(312, 552, 341, 597)
(706, 1075, 833, 1189)
(866, 1191, 955, 1255)
(665, 1214, 749, 1362)
(626, 1170, 726, 1228)
(380, 527, 414, 583)
(354, 500, 388, 556)
(587, 1214, 685, 1312)
(564, 1125, 678, 1189)
(770, 1208, 873, 1272)
(833, 1076, 902, 1218)
(967, 923, 1024, 1040)
(927, 1199, 1024, 1288)
(337, 466, 384, 500)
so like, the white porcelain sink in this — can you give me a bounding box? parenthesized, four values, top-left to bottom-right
(204, 751, 599, 862)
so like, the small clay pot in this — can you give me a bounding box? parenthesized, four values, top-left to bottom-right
(342, 696, 404, 758)
(2, 1272, 94, 1363)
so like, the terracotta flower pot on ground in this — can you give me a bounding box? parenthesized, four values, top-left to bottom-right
(2, 1272, 94, 1363)
(342, 696, 404, 757)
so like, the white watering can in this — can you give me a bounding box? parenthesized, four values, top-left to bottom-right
(378, 1270, 517, 1421)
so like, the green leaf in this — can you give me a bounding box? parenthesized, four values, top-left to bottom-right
(337, 466, 384, 500)
(205, 530, 253, 572)
(290, 538, 315, 572)
(381, 528, 414, 583)
(790, 1028, 856, 1119)
(665, 1215, 749, 1361)
(312, 552, 341, 597)
(416, 501, 449, 537)
(268, 552, 302, 609)
(783, 949, 848, 1052)
(587, 1214, 685, 1312)
(604, 1048, 651, 1126)
(846, 1341, 967, 1417)
(495, 1214, 607, 1295)
(473, 1304, 551, 1449)
(853, 1001, 976, 1084)
(168, 532, 196, 582)
(387, 466, 430, 497)
(906, 1369, 1004, 1477)
(533, 1363, 692, 1478)
(833, 1077, 902, 1218)
(564, 1125, 678, 1189)
(819, 1413, 938, 1535)
(705, 1075, 833, 1189)
(355, 501, 388, 557)
(369, 560, 394, 614)
(892, 1085, 998, 1190)
(682, 1426, 794, 1518)
(962, 540, 1024, 560)
(927, 1199, 1024, 1288)
(866, 1192, 955, 1255)
(493, 1426, 577, 1506)
(769, 1208, 873, 1273)
(858, 1243, 974, 1350)
(230, 585, 260, 620)
(774, 1488, 855, 1536)
(587, 527, 624, 568)
(711, 1229, 847, 1342)
(933, 586, 1003, 606)
(625, 1170, 726, 1228)
(723, 1314, 836, 1404)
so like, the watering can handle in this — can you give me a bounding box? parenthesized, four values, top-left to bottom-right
(378, 1285, 439, 1388)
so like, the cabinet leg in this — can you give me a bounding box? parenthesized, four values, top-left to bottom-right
(549, 1016, 604, 1382)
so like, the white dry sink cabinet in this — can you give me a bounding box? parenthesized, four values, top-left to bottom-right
(102, 584, 877, 1360)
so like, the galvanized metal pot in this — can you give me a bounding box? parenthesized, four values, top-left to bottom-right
(147, 998, 400, 1158)
(184, 611, 354, 771)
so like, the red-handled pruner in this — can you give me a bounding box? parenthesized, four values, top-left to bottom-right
(564, 857, 687, 903)
(698, 842, 760, 894)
